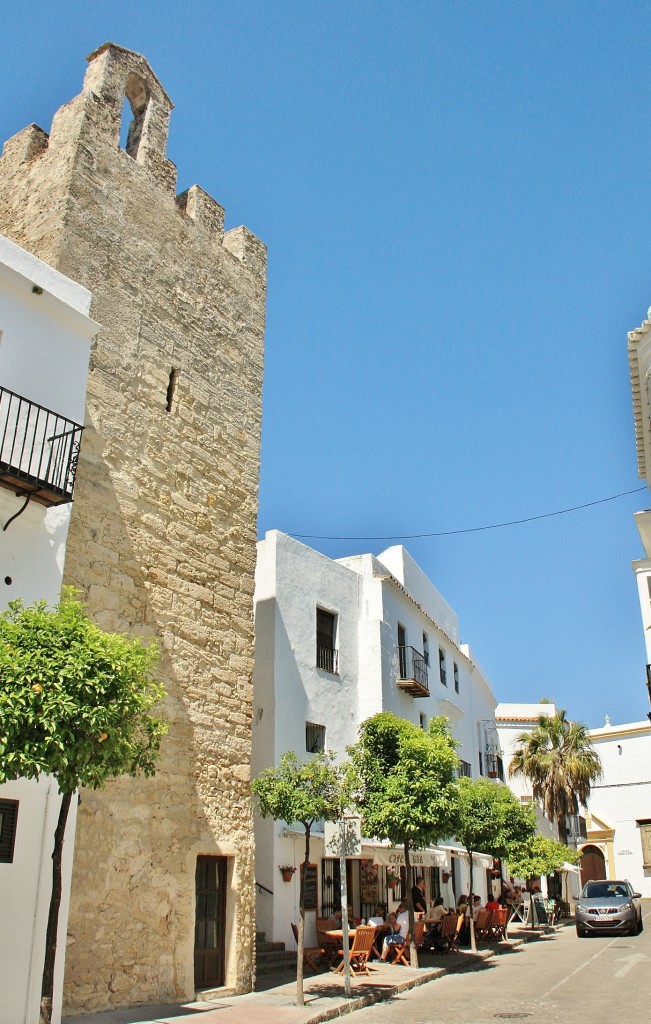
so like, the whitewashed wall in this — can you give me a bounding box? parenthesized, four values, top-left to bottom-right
(587, 721, 651, 897)
(0, 235, 97, 1024)
(253, 531, 501, 948)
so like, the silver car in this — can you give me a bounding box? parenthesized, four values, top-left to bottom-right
(575, 880, 643, 937)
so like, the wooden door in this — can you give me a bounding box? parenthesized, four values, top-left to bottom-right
(580, 846, 606, 889)
(194, 856, 227, 989)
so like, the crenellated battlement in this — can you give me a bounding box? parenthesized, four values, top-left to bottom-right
(0, 43, 264, 268)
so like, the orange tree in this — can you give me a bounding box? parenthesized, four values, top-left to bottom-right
(0, 592, 167, 1024)
(252, 750, 347, 1007)
(348, 713, 460, 968)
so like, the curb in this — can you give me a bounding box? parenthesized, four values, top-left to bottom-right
(302, 939, 525, 1023)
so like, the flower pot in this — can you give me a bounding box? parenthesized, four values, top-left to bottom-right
(281, 870, 294, 882)
(387, 878, 398, 890)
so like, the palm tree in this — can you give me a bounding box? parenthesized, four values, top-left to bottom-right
(509, 710, 602, 843)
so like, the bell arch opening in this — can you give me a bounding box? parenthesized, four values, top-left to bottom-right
(119, 73, 150, 159)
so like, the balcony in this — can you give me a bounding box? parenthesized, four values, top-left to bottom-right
(396, 645, 429, 697)
(482, 753, 505, 781)
(316, 644, 338, 674)
(566, 814, 587, 842)
(0, 386, 84, 507)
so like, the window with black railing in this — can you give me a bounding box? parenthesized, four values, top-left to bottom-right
(0, 386, 83, 506)
(457, 759, 472, 778)
(316, 607, 338, 674)
(484, 753, 504, 781)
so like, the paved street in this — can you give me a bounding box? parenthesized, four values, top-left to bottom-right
(349, 916, 650, 1024)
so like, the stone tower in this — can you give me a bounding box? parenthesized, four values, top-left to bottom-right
(0, 44, 265, 1011)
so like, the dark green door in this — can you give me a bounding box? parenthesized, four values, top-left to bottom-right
(194, 856, 227, 989)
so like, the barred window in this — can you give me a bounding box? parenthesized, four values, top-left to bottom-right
(0, 800, 19, 863)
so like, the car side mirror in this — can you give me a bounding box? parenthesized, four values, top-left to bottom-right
(632, 892, 642, 899)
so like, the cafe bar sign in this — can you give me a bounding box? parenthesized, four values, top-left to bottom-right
(372, 847, 447, 869)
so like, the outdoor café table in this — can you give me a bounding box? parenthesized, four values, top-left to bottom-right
(326, 926, 383, 958)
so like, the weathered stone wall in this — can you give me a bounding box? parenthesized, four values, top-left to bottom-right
(0, 43, 265, 1011)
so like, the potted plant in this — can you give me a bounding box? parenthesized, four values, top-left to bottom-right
(279, 864, 296, 882)
(386, 869, 400, 890)
(441, 871, 451, 884)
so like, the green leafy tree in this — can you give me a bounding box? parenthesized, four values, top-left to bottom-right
(453, 778, 537, 951)
(509, 710, 602, 843)
(0, 593, 167, 1024)
(348, 713, 460, 968)
(251, 750, 347, 1007)
(506, 834, 581, 881)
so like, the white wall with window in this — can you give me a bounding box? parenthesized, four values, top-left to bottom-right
(252, 530, 501, 949)
(583, 719, 651, 897)
(0, 235, 98, 1024)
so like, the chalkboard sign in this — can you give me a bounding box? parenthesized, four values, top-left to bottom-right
(301, 863, 318, 911)
(529, 893, 549, 927)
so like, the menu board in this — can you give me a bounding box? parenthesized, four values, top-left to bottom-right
(529, 893, 549, 927)
(301, 863, 318, 911)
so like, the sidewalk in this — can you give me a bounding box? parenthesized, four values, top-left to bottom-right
(63, 921, 556, 1024)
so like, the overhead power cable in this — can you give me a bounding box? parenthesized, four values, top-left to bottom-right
(290, 485, 648, 542)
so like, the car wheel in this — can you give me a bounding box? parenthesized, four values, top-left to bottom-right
(637, 917, 644, 934)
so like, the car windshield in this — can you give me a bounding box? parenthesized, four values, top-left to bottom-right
(582, 881, 630, 899)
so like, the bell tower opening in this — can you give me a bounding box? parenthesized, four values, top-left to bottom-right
(119, 73, 150, 159)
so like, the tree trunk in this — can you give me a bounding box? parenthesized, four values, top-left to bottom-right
(557, 815, 569, 845)
(403, 842, 419, 968)
(296, 825, 311, 1008)
(468, 849, 477, 953)
(40, 789, 72, 1024)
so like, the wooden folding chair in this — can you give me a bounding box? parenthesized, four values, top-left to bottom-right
(474, 909, 493, 941)
(386, 920, 425, 966)
(315, 917, 338, 966)
(291, 922, 327, 973)
(437, 912, 461, 953)
(335, 925, 376, 977)
(489, 907, 509, 940)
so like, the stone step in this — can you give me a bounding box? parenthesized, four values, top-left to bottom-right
(256, 940, 288, 953)
(257, 948, 296, 965)
(256, 956, 297, 976)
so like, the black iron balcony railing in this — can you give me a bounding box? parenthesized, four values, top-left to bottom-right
(0, 386, 84, 507)
(457, 759, 472, 779)
(316, 644, 339, 674)
(483, 753, 505, 781)
(396, 645, 429, 697)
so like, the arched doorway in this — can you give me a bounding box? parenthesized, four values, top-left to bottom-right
(580, 845, 606, 888)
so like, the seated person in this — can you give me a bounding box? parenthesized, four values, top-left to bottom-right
(486, 896, 501, 913)
(367, 905, 386, 926)
(426, 896, 447, 928)
(380, 903, 409, 960)
(471, 895, 483, 920)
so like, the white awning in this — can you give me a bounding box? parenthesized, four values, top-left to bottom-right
(440, 846, 494, 870)
(368, 846, 448, 869)
(562, 861, 581, 874)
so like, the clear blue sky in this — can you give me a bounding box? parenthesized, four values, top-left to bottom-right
(3, 1, 651, 728)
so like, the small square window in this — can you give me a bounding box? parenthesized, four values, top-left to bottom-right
(0, 800, 19, 863)
(439, 647, 447, 686)
(419, 712, 427, 731)
(306, 722, 326, 754)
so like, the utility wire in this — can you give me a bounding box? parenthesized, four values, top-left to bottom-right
(290, 485, 648, 542)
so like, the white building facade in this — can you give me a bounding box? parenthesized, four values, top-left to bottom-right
(628, 313, 651, 691)
(0, 234, 98, 1024)
(253, 530, 500, 950)
(581, 719, 651, 897)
